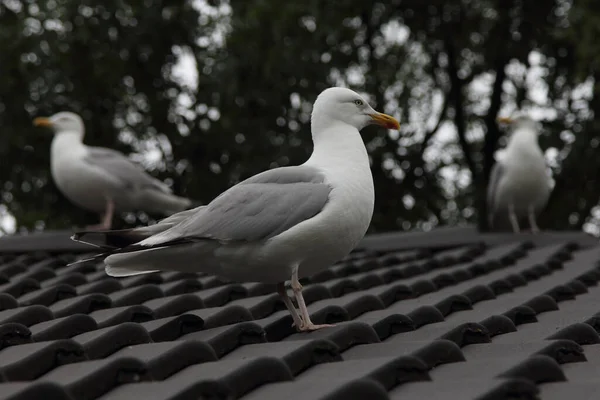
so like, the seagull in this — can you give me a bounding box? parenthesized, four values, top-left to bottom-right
(72, 87, 400, 331)
(34, 112, 193, 230)
(487, 114, 552, 233)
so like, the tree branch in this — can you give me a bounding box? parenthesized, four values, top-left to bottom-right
(479, 1, 512, 231)
(362, 9, 383, 107)
(444, 36, 477, 180)
(419, 89, 449, 153)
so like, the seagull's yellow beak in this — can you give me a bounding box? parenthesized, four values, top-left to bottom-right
(497, 117, 513, 125)
(33, 117, 53, 128)
(369, 112, 400, 130)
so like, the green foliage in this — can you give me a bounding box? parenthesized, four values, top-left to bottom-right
(1, 0, 599, 233)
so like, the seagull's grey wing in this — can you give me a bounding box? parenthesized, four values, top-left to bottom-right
(84, 146, 170, 193)
(141, 165, 332, 247)
(487, 161, 505, 225)
(141, 205, 206, 234)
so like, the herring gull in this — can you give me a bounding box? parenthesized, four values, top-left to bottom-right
(34, 112, 192, 230)
(487, 114, 552, 233)
(72, 87, 400, 332)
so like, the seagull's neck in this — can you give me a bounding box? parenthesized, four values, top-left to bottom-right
(506, 128, 541, 155)
(305, 121, 370, 174)
(51, 131, 85, 159)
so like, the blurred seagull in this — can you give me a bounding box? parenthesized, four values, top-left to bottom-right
(72, 87, 400, 332)
(487, 114, 552, 233)
(34, 112, 192, 230)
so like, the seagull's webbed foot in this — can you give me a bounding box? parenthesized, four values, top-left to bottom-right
(296, 322, 336, 332)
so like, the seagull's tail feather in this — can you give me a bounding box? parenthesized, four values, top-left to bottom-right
(66, 251, 113, 267)
(72, 228, 153, 250)
(105, 239, 219, 275)
(106, 265, 159, 277)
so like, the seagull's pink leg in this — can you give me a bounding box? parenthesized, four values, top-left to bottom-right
(276, 282, 304, 329)
(528, 205, 540, 234)
(508, 203, 520, 233)
(86, 197, 114, 231)
(290, 266, 335, 332)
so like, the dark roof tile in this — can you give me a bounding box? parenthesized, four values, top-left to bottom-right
(1, 227, 600, 398)
(108, 341, 218, 379)
(140, 314, 204, 341)
(156, 271, 198, 282)
(49, 294, 112, 318)
(229, 293, 283, 319)
(0, 339, 86, 381)
(161, 357, 294, 397)
(107, 285, 164, 307)
(89, 305, 154, 329)
(193, 284, 248, 307)
(142, 293, 205, 318)
(389, 378, 539, 400)
(309, 292, 385, 319)
(284, 321, 380, 352)
(0, 382, 73, 400)
(30, 314, 98, 342)
(40, 357, 150, 400)
(41, 273, 88, 288)
(0, 323, 32, 350)
(246, 378, 390, 400)
(182, 305, 253, 329)
(157, 278, 202, 296)
(0, 305, 53, 326)
(355, 311, 415, 340)
(0, 261, 27, 278)
(197, 274, 230, 288)
(75, 279, 122, 295)
(54, 262, 96, 277)
(84, 270, 111, 283)
(464, 340, 585, 365)
(540, 382, 600, 400)
(558, 344, 600, 381)
(241, 282, 277, 296)
(17, 284, 77, 307)
(500, 354, 566, 383)
(223, 339, 341, 376)
(105, 357, 292, 400)
(181, 321, 267, 357)
(117, 273, 163, 288)
(344, 339, 465, 369)
(0, 293, 18, 311)
(0, 278, 40, 298)
(72, 323, 152, 359)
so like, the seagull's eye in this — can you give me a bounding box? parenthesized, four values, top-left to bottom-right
(353, 99, 363, 106)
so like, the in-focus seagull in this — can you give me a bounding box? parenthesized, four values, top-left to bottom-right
(72, 87, 400, 332)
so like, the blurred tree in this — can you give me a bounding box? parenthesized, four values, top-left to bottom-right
(0, 0, 599, 234)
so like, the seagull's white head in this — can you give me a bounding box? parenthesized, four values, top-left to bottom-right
(311, 87, 400, 132)
(497, 114, 541, 135)
(33, 111, 85, 138)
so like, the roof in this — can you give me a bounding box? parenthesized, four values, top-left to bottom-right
(0, 226, 599, 399)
